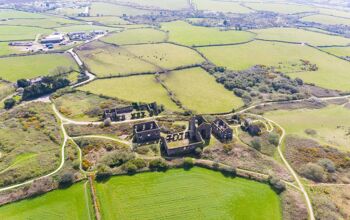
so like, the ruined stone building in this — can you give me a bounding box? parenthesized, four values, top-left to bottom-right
(133, 121, 160, 143)
(211, 118, 233, 142)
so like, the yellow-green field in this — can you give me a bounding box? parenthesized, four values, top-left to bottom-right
(77, 42, 204, 77)
(0, 54, 78, 82)
(126, 0, 189, 10)
(0, 81, 15, 101)
(265, 105, 350, 150)
(199, 40, 350, 91)
(0, 17, 81, 28)
(0, 9, 48, 19)
(54, 24, 118, 33)
(0, 42, 24, 56)
(300, 14, 350, 26)
(79, 16, 130, 26)
(0, 25, 52, 41)
(79, 75, 180, 111)
(322, 46, 350, 57)
(252, 28, 350, 46)
(90, 2, 151, 16)
(160, 67, 243, 113)
(245, 2, 315, 14)
(101, 28, 167, 45)
(161, 21, 255, 46)
(193, 0, 253, 13)
(318, 8, 350, 19)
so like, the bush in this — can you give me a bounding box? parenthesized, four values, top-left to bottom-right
(96, 164, 112, 181)
(103, 118, 112, 127)
(59, 172, 74, 187)
(300, 163, 324, 182)
(195, 147, 202, 155)
(268, 176, 286, 194)
(17, 79, 30, 88)
(130, 158, 147, 169)
(223, 144, 233, 154)
(135, 146, 150, 155)
(183, 157, 194, 169)
(102, 150, 135, 168)
(149, 159, 168, 171)
(251, 137, 261, 151)
(122, 161, 138, 174)
(4, 98, 15, 109)
(268, 132, 280, 146)
(318, 158, 336, 173)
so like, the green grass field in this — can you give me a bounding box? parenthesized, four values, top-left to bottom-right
(96, 167, 282, 220)
(245, 2, 315, 14)
(0, 81, 15, 101)
(90, 2, 151, 16)
(265, 105, 350, 150)
(199, 40, 350, 91)
(77, 42, 204, 77)
(101, 28, 167, 45)
(160, 67, 243, 113)
(0, 17, 82, 28)
(126, 0, 189, 10)
(252, 27, 350, 46)
(79, 75, 180, 111)
(161, 21, 255, 46)
(0, 42, 24, 56)
(318, 8, 350, 19)
(0, 182, 92, 220)
(0, 9, 49, 19)
(193, 0, 253, 13)
(300, 14, 350, 26)
(80, 16, 130, 26)
(54, 24, 118, 33)
(0, 25, 52, 41)
(322, 46, 350, 57)
(0, 54, 78, 82)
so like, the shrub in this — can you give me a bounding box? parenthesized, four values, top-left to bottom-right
(122, 161, 138, 174)
(268, 132, 280, 146)
(102, 150, 135, 168)
(59, 172, 74, 187)
(4, 98, 15, 109)
(130, 158, 147, 169)
(268, 176, 286, 194)
(300, 163, 324, 182)
(195, 147, 202, 155)
(103, 118, 112, 127)
(305, 129, 317, 136)
(318, 158, 336, 173)
(183, 157, 194, 169)
(251, 137, 261, 151)
(223, 144, 233, 154)
(96, 164, 112, 181)
(17, 79, 30, 88)
(135, 146, 150, 155)
(149, 159, 168, 171)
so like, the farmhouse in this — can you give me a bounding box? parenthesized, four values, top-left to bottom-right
(133, 121, 161, 143)
(211, 118, 233, 142)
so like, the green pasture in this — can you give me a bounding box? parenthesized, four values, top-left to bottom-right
(54, 24, 118, 33)
(245, 2, 315, 14)
(161, 21, 255, 46)
(90, 2, 151, 16)
(300, 14, 350, 26)
(80, 16, 130, 26)
(0, 54, 78, 82)
(265, 105, 350, 150)
(0, 25, 52, 41)
(160, 67, 243, 113)
(193, 0, 253, 13)
(0, 9, 49, 19)
(51, 7, 86, 16)
(322, 46, 350, 57)
(318, 8, 350, 19)
(0, 17, 82, 28)
(252, 27, 350, 46)
(199, 40, 350, 91)
(126, 0, 189, 10)
(0, 81, 15, 101)
(0, 42, 24, 56)
(0, 182, 92, 220)
(101, 28, 167, 45)
(77, 42, 204, 77)
(79, 75, 180, 111)
(96, 167, 282, 220)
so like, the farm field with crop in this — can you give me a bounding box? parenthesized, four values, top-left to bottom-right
(0, 25, 52, 41)
(0, 182, 92, 220)
(193, 0, 252, 13)
(265, 105, 350, 150)
(245, 2, 315, 14)
(101, 28, 167, 45)
(161, 21, 255, 46)
(77, 41, 204, 77)
(0, 54, 78, 82)
(79, 75, 180, 111)
(300, 14, 350, 26)
(199, 40, 350, 91)
(95, 167, 282, 220)
(252, 27, 350, 46)
(160, 67, 243, 113)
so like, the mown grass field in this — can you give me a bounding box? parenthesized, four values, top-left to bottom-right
(0, 17, 82, 28)
(265, 105, 350, 150)
(0, 42, 24, 56)
(54, 24, 118, 33)
(322, 46, 350, 57)
(245, 2, 315, 14)
(160, 67, 243, 113)
(0, 25, 52, 41)
(0, 54, 78, 82)
(90, 2, 151, 16)
(96, 167, 282, 220)
(193, 0, 252, 13)
(101, 28, 167, 45)
(0, 182, 92, 220)
(80, 16, 130, 26)
(199, 40, 350, 91)
(161, 21, 255, 46)
(127, 0, 189, 10)
(77, 41, 204, 77)
(79, 75, 180, 111)
(0, 9, 48, 19)
(300, 14, 350, 26)
(252, 27, 350, 46)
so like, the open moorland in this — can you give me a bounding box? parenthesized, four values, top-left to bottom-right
(96, 167, 281, 220)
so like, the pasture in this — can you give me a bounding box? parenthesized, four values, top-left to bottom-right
(265, 105, 350, 150)
(79, 75, 180, 111)
(80, 16, 130, 26)
(95, 167, 282, 220)
(77, 42, 204, 77)
(0, 9, 48, 19)
(54, 24, 118, 33)
(90, 2, 151, 16)
(160, 67, 243, 113)
(245, 2, 315, 14)
(161, 21, 255, 46)
(0, 54, 78, 82)
(0, 81, 15, 101)
(0, 42, 23, 56)
(125, 0, 189, 10)
(300, 14, 350, 26)
(0, 25, 52, 41)
(322, 46, 350, 57)
(252, 27, 350, 46)
(0, 182, 92, 220)
(199, 40, 350, 91)
(0, 17, 82, 29)
(101, 28, 167, 45)
(193, 0, 253, 13)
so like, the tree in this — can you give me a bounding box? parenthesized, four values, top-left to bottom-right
(268, 176, 286, 194)
(4, 98, 15, 109)
(300, 163, 324, 182)
(59, 172, 74, 187)
(183, 157, 194, 170)
(17, 79, 30, 88)
(318, 158, 336, 173)
(251, 137, 261, 151)
(268, 132, 280, 146)
(122, 161, 137, 174)
(149, 159, 168, 171)
(96, 164, 112, 181)
(103, 118, 112, 127)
